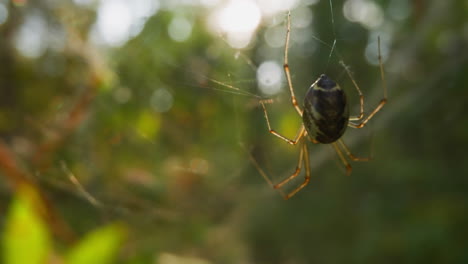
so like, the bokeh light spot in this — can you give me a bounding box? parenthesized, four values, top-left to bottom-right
(168, 16, 192, 42)
(150, 88, 174, 113)
(92, 0, 159, 47)
(365, 37, 389, 65)
(0, 3, 8, 25)
(113, 87, 132, 104)
(257, 61, 283, 95)
(343, 0, 384, 29)
(14, 13, 47, 58)
(264, 26, 287, 48)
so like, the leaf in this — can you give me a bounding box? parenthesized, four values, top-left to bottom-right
(65, 223, 126, 264)
(2, 185, 52, 264)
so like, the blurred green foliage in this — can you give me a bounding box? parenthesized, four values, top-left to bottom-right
(2, 185, 51, 264)
(2, 185, 125, 264)
(0, 0, 468, 263)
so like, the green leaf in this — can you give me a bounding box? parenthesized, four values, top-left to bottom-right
(65, 223, 126, 264)
(2, 185, 52, 264)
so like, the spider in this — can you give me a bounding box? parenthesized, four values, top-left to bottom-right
(256, 11, 388, 200)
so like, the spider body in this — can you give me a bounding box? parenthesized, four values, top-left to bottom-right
(303, 74, 349, 144)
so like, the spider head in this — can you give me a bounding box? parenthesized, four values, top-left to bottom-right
(317, 74, 337, 90)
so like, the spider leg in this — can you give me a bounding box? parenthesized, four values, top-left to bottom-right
(283, 11, 302, 116)
(338, 139, 372, 161)
(244, 142, 310, 200)
(260, 101, 305, 145)
(281, 143, 311, 200)
(340, 61, 364, 121)
(274, 143, 305, 189)
(332, 142, 352, 176)
(347, 36, 388, 127)
(348, 99, 386, 128)
(248, 12, 310, 199)
(260, 12, 308, 145)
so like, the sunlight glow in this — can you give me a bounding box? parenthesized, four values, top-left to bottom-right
(218, 0, 261, 33)
(92, 0, 159, 47)
(257, 0, 300, 16)
(209, 0, 261, 48)
(96, 0, 132, 46)
(206, 0, 308, 49)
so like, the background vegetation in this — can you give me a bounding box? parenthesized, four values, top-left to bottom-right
(1, 0, 467, 263)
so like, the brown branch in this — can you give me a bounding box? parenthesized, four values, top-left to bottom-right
(31, 6, 108, 171)
(32, 76, 98, 171)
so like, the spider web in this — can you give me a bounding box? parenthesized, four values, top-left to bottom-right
(7, 0, 379, 246)
(49, 0, 350, 214)
(199, 1, 357, 197)
(6, 1, 468, 263)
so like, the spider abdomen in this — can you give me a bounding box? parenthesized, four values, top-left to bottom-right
(302, 74, 349, 144)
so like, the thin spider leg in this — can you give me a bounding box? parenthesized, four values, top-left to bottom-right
(348, 99, 386, 128)
(283, 11, 303, 116)
(274, 144, 305, 189)
(261, 101, 305, 145)
(378, 36, 388, 99)
(338, 139, 371, 161)
(332, 142, 352, 176)
(340, 61, 364, 121)
(348, 36, 388, 128)
(283, 143, 311, 200)
(242, 142, 306, 200)
(242, 144, 287, 198)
